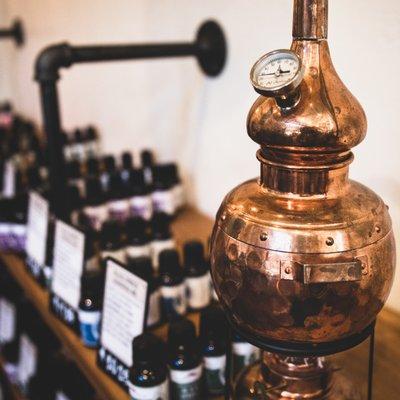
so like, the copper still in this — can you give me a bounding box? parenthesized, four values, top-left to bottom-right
(210, 0, 396, 398)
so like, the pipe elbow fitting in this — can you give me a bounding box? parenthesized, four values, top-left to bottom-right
(35, 43, 73, 82)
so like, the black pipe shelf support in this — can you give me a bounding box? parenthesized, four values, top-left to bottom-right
(34, 20, 226, 219)
(0, 19, 24, 46)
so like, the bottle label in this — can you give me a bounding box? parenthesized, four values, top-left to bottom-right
(170, 365, 202, 400)
(126, 244, 152, 261)
(160, 284, 186, 318)
(84, 204, 108, 231)
(151, 239, 175, 271)
(129, 379, 169, 400)
(108, 199, 130, 222)
(152, 189, 176, 215)
(204, 355, 226, 395)
(79, 310, 101, 347)
(147, 289, 161, 327)
(130, 195, 153, 221)
(0, 299, 16, 344)
(185, 274, 211, 310)
(232, 342, 260, 377)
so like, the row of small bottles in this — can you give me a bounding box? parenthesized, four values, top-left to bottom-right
(129, 306, 261, 400)
(0, 266, 96, 399)
(77, 237, 218, 349)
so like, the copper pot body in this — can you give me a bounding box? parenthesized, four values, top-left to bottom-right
(210, 0, 396, 345)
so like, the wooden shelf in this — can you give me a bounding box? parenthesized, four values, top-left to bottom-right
(1, 206, 399, 400)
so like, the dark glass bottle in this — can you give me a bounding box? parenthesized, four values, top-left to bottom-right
(86, 157, 100, 178)
(159, 249, 186, 320)
(71, 128, 85, 161)
(125, 217, 152, 264)
(231, 332, 260, 379)
(66, 184, 82, 227)
(168, 319, 203, 400)
(183, 241, 211, 311)
(84, 125, 99, 159)
(151, 165, 176, 216)
(100, 220, 125, 265)
(128, 168, 153, 221)
(200, 306, 228, 397)
(101, 155, 116, 191)
(128, 256, 161, 328)
(83, 176, 107, 232)
(66, 160, 84, 196)
(140, 149, 154, 186)
(121, 151, 134, 182)
(151, 212, 175, 272)
(107, 172, 130, 222)
(78, 270, 104, 348)
(129, 333, 169, 400)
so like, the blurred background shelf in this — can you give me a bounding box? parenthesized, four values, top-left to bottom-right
(0, 355, 26, 400)
(0, 206, 399, 400)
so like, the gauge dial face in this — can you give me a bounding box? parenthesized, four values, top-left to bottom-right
(251, 50, 303, 96)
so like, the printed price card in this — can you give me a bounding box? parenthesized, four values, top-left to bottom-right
(98, 258, 148, 388)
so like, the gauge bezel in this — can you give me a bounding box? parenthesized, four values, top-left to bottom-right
(250, 49, 304, 97)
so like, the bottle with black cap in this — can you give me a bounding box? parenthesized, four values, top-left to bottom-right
(128, 257, 161, 328)
(152, 164, 176, 216)
(100, 220, 125, 265)
(151, 212, 175, 273)
(78, 269, 104, 348)
(83, 176, 107, 232)
(129, 333, 169, 400)
(70, 128, 85, 161)
(168, 318, 203, 400)
(84, 125, 100, 159)
(62, 131, 72, 161)
(66, 160, 85, 196)
(140, 149, 154, 186)
(125, 217, 152, 264)
(86, 157, 100, 178)
(231, 331, 260, 379)
(42, 218, 55, 289)
(121, 151, 134, 183)
(200, 305, 228, 397)
(101, 155, 116, 192)
(66, 184, 82, 227)
(159, 249, 186, 320)
(128, 168, 153, 221)
(107, 172, 130, 222)
(183, 241, 211, 311)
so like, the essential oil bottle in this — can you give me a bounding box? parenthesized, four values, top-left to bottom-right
(66, 160, 85, 196)
(107, 172, 130, 222)
(183, 241, 211, 311)
(128, 168, 153, 221)
(100, 220, 125, 265)
(231, 332, 260, 379)
(200, 306, 228, 397)
(129, 333, 169, 400)
(151, 165, 176, 216)
(168, 318, 203, 400)
(121, 151, 134, 183)
(83, 176, 107, 232)
(151, 212, 175, 272)
(140, 149, 154, 186)
(128, 256, 161, 328)
(84, 125, 100, 159)
(101, 155, 116, 192)
(125, 217, 152, 264)
(159, 249, 186, 320)
(78, 270, 104, 348)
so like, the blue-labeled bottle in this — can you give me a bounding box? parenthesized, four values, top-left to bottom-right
(78, 270, 104, 348)
(129, 333, 169, 400)
(159, 249, 186, 320)
(200, 306, 228, 397)
(168, 318, 203, 400)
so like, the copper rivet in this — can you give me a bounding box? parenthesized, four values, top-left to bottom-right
(326, 237, 334, 246)
(375, 226, 381, 233)
(285, 267, 292, 275)
(260, 232, 268, 241)
(221, 213, 226, 221)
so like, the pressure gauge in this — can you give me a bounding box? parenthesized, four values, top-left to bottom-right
(250, 49, 304, 98)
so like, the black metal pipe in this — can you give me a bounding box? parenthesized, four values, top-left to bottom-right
(0, 20, 24, 46)
(34, 20, 226, 219)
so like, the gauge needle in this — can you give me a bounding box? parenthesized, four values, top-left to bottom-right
(260, 66, 291, 77)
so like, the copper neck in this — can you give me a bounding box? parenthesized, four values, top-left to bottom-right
(293, 0, 328, 40)
(261, 352, 333, 398)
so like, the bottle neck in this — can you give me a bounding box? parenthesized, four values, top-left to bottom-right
(293, 0, 328, 40)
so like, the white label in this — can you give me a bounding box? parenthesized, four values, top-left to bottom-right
(84, 204, 108, 231)
(108, 199, 130, 221)
(0, 299, 16, 343)
(152, 190, 176, 215)
(129, 379, 169, 400)
(17, 334, 37, 388)
(170, 365, 202, 385)
(233, 342, 260, 358)
(52, 220, 85, 309)
(151, 238, 175, 271)
(204, 354, 226, 370)
(125, 244, 152, 262)
(79, 309, 101, 325)
(186, 274, 211, 309)
(129, 195, 153, 220)
(101, 259, 148, 367)
(26, 192, 49, 266)
(160, 283, 186, 316)
(56, 392, 71, 400)
(2, 160, 15, 198)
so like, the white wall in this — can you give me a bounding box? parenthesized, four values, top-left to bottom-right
(1, 0, 400, 311)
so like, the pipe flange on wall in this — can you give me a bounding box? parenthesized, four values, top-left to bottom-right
(0, 19, 25, 47)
